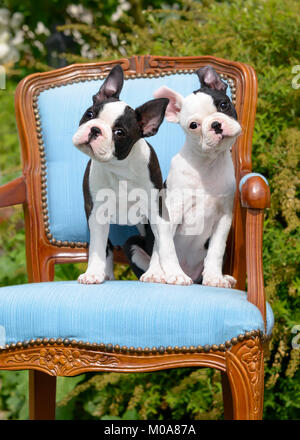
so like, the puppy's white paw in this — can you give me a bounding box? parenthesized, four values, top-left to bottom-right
(140, 269, 166, 284)
(78, 271, 105, 284)
(164, 272, 193, 286)
(223, 275, 237, 288)
(202, 273, 236, 289)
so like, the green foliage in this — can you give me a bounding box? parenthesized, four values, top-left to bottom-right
(0, 80, 27, 287)
(0, 0, 299, 420)
(2, 0, 118, 29)
(0, 371, 28, 419)
(55, 369, 223, 420)
(0, 370, 84, 420)
(0, 206, 27, 287)
(2, 0, 176, 30)
(0, 81, 22, 185)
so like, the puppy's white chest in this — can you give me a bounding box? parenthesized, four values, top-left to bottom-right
(168, 150, 235, 235)
(88, 146, 152, 225)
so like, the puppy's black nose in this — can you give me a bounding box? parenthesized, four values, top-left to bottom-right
(90, 126, 101, 137)
(211, 121, 222, 132)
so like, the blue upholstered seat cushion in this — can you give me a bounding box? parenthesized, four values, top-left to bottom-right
(0, 281, 273, 349)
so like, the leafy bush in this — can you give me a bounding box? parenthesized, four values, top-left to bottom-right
(0, 0, 299, 420)
(56, 369, 223, 420)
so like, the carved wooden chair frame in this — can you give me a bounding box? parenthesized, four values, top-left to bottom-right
(0, 55, 270, 420)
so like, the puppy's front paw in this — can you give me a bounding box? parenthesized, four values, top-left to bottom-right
(164, 272, 193, 286)
(140, 269, 167, 284)
(223, 275, 237, 288)
(78, 271, 105, 284)
(202, 273, 236, 288)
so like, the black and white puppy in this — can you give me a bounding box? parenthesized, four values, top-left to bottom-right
(72, 65, 192, 285)
(124, 66, 241, 288)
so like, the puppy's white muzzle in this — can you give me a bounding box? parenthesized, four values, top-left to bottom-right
(72, 119, 113, 162)
(202, 112, 241, 150)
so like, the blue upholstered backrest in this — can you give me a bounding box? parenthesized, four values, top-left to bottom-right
(38, 73, 231, 246)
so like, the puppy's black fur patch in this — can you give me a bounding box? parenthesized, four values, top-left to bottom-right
(193, 87, 237, 120)
(113, 106, 141, 160)
(123, 235, 148, 279)
(147, 142, 163, 190)
(83, 158, 113, 258)
(83, 159, 93, 220)
(106, 238, 113, 258)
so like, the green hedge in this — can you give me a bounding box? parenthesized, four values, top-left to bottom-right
(0, 0, 299, 419)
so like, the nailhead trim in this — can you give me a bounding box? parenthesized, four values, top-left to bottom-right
(33, 68, 236, 248)
(0, 329, 269, 354)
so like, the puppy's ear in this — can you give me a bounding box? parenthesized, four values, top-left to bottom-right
(135, 98, 169, 138)
(93, 64, 124, 104)
(196, 65, 227, 92)
(154, 86, 183, 123)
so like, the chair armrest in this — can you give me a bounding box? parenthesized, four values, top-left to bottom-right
(0, 176, 26, 208)
(239, 172, 270, 209)
(239, 173, 270, 332)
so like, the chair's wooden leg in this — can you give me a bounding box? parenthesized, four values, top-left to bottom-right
(221, 371, 234, 420)
(225, 336, 264, 420)
(29, 370, 57, 420)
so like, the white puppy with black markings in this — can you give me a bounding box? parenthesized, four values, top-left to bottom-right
(124, 66, 241, 288)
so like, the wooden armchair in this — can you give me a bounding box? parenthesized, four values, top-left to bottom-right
(0, 55, 272, 420)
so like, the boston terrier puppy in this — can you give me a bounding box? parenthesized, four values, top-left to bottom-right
(124, 66, 241, 288)
(72, 64, 192, 285)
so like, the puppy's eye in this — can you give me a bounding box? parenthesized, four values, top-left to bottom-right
(86, 110, 94, 119)
(219, 101, 229, 111)
(189, 122, 199, 129)
(114, 128, 125, 137)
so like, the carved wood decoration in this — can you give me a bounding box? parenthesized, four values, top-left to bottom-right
(0, 335, 266, 419)
(0, 55, 269, 419)
(0, 332, 267, 375)
(225, 336, 264, 419)
(1, 345, 227, 377)
(0, 336, 265, 379)
(3, 346, 120, 376)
